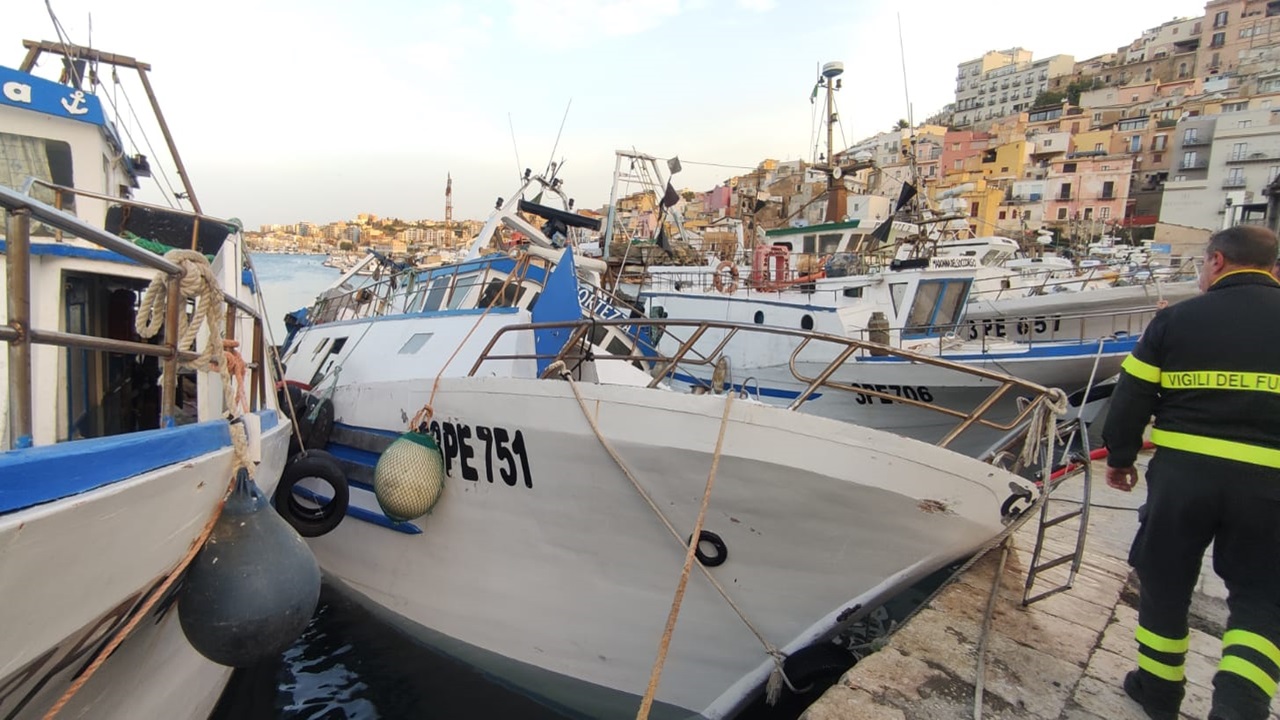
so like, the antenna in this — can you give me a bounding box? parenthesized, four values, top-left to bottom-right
(507, 113, 523, 185)
(544, 99, 573, 178)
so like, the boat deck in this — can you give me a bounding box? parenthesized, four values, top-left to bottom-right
(799, 451, 1280, 720)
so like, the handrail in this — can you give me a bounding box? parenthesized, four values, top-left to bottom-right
(24, 179, 235, 229)
(2, 185, 263, 446)
(1, 183, 261, 321)
(466, 317, 1055, 450)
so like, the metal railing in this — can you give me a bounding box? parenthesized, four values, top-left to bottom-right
(1, 183, 265, 446)
(467, 317, 1057, 451)
(965, 256, 1200, 303)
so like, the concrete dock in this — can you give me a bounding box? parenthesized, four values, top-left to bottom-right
(800, 451, 1280, 720)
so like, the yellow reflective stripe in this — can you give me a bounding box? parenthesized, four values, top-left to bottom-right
(1219, 656, 1279, 696)
(1122, 354, 1162, 384)
(1138, 653, 1185, 682)
(1161, 370, 1280, 395)
(1212, 269, 1278, 287)
(1151, 429, 1280, 469)
(1224, 629, 1280, 669)
(1137, 626, 1190, 654)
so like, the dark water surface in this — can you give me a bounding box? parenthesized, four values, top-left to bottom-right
(209, 565, 956, 720)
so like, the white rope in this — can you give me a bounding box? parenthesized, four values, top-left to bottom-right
(546, 361, 802, 704)
(135, 249, 251, 475)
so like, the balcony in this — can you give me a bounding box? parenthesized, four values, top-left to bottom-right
(1227, 151, 1275, 164)
(1157, 118, 1178, 128)
(1181, 137, 1211, 147)
(1180, 159, 1209, 170)
(1222, 178, 1248, 188)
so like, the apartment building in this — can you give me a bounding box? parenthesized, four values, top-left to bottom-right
(952, 50, 1075, 127)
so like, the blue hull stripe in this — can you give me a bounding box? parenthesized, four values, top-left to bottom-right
(669, 371, 820, 400)
(333, 421, 401, 440)
(0, 239, 143, 267)
(640, 292, 839, 312)
(290, 486, 421, 535)
(324, 443, 381, 472)
(0, 409, 277, 515)
(856, 337, 1139, 363)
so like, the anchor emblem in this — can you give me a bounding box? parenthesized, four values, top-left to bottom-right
(61, 90, 88, 115)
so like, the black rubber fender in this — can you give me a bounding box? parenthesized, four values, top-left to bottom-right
(687, 530, 728, 567)
(303, 398, 335, 450)
(274, 450, 349, 537)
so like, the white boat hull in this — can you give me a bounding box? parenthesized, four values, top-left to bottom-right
(305, 376, 1036, 718)
(0, 417, 290, 720)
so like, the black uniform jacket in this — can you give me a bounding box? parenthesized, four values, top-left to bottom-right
(1103, 269, 1280, 477)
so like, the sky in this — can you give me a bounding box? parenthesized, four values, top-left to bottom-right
(5, 0, 1207, 228)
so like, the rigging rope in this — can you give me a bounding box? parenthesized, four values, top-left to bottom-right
(636, 385, 735, 720)
(545, 360, 801, 709)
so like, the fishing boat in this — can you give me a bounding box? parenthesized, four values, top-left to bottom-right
(277, 168, 1068, 719)
(0, 41, 292, 719)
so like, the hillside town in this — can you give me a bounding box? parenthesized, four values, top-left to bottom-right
(249, 0, 1280, 263)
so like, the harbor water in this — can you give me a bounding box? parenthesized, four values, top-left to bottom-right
(219, 253, 952, 719)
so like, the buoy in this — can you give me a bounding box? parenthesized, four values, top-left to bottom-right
(373, 431, 446, 522)
(179, 469, 321, 667)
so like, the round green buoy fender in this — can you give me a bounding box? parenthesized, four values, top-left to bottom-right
(374, 431, 446, 523)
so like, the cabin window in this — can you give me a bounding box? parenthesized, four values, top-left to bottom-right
(818, 233, 843, 253)
(398, 333, 434, 354)
(802, 235, 817, 253)
(753, 310, 765, 324)
(903, 280, 973, 337)
(889, 283, 908, 315)
(1, 132, 76, 229)
(478, 278, 526, 308)
(447, 272, 482, 309)
(420, 275, 452, 312)
(800, 314, 815, 330)
(842, 287, 863, 298)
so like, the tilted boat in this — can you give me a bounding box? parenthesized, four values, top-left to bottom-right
(276, 172, 1065, 718)
(0, 41, 291, 719)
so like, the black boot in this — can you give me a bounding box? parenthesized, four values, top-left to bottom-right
(1123, 670, 1184, 720)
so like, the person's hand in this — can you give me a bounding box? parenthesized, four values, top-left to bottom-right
(1106, 466, 1139, 492)
(1156, 299, 1169, 309)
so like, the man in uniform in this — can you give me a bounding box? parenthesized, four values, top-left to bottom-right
(1104, 225, 1280, 720)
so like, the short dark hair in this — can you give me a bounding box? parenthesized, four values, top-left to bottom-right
(1206, 225, 1279, 268)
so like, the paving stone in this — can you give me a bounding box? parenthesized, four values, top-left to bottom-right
(840, 647, 940, 704)
(1058, 707, 1109, 720)
(1070, 674, 1151, 720)
(1099, 616, 1137, 657)
(931, 583, 1097, 667)
(1026, 589, 1114, 633)
(978, 626, 1081, 718)
(799, 684, 907, 720)
(1083, 648, 1132, 685)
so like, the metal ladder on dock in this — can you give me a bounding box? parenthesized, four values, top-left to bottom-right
(1022, 416, 1093, 606)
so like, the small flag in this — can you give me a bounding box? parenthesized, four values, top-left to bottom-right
(894, 183, 918, 212)
(661, 182, 680, 208)
(810, 82, 821, 104)
(531, 191, 544, 205)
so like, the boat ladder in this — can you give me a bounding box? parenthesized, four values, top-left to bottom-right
(1022, 417, 1093, 606)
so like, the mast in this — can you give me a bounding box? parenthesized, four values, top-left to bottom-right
(445, 172, 453, 247)
(20, 40, 202, 213)
(818, 61, 844, 223)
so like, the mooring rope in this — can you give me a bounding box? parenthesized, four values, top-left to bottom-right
(636, 383, 734, 720)
(41, 472, 238, 720)
(545, 361, 801, 712)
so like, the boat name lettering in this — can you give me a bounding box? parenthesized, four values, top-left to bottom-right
(964, 315, 1062, 340)
(0, 67, 106, 125)
(930, 258, 978, 269)
(851, 384, 934, 405)
(429, 420, 533, 488)
(577, 287, 630, 321)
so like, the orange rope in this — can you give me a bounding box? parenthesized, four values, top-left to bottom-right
(41, 474, 237, 720)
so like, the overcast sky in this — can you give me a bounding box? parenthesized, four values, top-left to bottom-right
(5, 0, 1205, 227)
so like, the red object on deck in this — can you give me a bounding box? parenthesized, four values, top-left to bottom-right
(1048, 441, 1156, 481)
